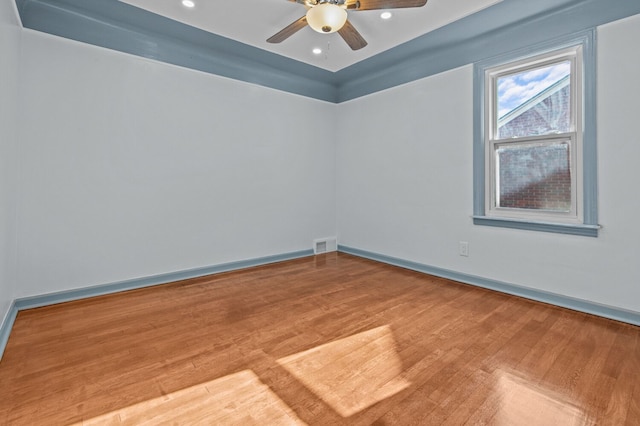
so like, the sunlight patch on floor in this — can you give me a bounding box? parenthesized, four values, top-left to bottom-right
(277, 325, 411, 417)
(492, 370, 594, 426)
(75, 370, 306, 425)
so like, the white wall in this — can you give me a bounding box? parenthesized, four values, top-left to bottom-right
(336, 14, 640, 313)
(16, 31, 336, 298)
(0, 1, 20, 328)
(9, 11, 640, 316)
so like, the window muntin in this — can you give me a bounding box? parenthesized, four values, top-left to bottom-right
(484, 46, 582, 224)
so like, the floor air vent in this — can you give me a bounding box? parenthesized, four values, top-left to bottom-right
(314, 237, 337, 254)
(315, 241, 327, 254)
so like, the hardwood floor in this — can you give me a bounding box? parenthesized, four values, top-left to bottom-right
(1, 252, 638, 425)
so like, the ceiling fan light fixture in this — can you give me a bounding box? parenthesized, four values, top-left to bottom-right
(306, 4, 347, 34)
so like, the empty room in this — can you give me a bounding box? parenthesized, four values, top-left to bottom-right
(1, 0, 639, 424)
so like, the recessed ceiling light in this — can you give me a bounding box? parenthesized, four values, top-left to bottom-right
(182, 0, 195, 8)
(380, 11, 392, 20)
(312, 48, 323, 55)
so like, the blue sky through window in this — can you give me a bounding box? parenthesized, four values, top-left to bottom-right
(498, 62, 571, 118)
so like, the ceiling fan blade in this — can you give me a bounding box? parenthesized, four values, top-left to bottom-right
(267, 16, 308, 44)
(338, 20, 368, 51)
(345, 0, 427, 11)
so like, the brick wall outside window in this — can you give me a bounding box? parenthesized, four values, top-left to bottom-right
(497, 84, 571, 211)
(498, 144, 571, 211)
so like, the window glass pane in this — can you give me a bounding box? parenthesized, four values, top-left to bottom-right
(497, 61, 571, 139)
(496, 142, 571, 211)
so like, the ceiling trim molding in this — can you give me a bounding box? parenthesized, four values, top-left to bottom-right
(14, 0, 640, 103)
(16, 0, 340, 102)
(335, 0, 640, 102)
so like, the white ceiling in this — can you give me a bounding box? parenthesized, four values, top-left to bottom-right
(120, 0, 502, 72)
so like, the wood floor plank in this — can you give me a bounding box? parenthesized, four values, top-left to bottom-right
(0, 253, 638, 425)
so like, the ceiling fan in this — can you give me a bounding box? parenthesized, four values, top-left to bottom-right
(267, 0, 428, 51)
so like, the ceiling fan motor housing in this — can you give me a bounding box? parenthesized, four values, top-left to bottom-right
(269, 0, 427, 50)
(306, 3, 348, 34)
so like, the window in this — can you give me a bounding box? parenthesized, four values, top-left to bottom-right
(473, 31, 599, 237)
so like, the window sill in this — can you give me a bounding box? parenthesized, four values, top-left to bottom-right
(472, 216, 600, 237)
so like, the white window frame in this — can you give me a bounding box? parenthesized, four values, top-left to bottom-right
(485, 47, 582, 224)
(473, 30, 599, 237)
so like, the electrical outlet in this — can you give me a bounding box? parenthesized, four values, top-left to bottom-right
(459, 241, 469, 257)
